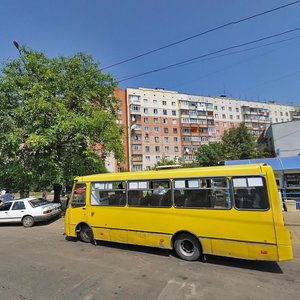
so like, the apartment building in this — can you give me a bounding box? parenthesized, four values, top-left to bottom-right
(112, 87, 297, 171)
(127, 88, 182, 171)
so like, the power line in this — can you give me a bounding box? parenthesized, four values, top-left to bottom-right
(118, 35, 300, 80)
(173, 36, 300, 90)
(117, 27, 300, 83)
(102, 0, 300, 70)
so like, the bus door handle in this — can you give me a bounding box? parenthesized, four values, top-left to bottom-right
(82, 207, 86, 210)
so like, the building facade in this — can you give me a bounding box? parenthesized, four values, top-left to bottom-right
(258, 120, 300, 157)
(109, 87, 297, 171)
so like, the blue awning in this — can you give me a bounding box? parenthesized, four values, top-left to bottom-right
(225, 156, 300, 172)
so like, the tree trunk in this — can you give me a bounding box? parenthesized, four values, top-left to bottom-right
(53, 184, 62, 203)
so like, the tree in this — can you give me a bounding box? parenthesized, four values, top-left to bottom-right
(195, 124, 264, 167)
(0, 46, 124, 201)
(222, 124, 262, 160)
(195, 142, 223, 167)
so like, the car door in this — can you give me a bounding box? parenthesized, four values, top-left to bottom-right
(9, 201, 26, 222)
(0, 202, 13, 223)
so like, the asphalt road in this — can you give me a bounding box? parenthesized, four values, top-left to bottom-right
(0, 217, 300, 300)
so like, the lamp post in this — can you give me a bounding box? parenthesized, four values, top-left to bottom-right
(13, 40, 22, 55)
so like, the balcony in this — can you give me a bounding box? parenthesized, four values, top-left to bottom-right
(131, 155, 143, 162)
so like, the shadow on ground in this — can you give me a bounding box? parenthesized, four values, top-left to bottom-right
(65, 236, 283, 273)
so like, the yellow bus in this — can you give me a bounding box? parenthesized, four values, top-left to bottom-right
(65, 164, 293, 261)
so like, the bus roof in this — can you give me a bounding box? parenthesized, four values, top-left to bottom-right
(74, 164, 271, 182)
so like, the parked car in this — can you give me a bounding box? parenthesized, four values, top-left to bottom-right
(0, 197, 61, 227)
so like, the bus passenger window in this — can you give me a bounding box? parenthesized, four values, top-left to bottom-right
(232, 177, 269, 210)
(173, 178, 231, 209)
(91, 181, 126, 206)
(128, 180, 171, 207)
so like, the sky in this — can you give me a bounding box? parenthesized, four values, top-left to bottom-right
(1, 0, 300, 106)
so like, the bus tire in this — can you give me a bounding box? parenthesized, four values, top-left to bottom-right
(79, 224, 94, 243)
(174, 233, 201, 261)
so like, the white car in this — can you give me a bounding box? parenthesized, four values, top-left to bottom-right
(0, 197, 61, 227)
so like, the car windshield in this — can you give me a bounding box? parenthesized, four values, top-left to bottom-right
(29, 198, 49, 208)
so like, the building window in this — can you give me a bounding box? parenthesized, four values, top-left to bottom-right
(172, 101, 176, 106)
(174, 137, 178, 142)
(145, 156, 150, 161)
(165, 146, 169, 152)
(215, 113, 218, 118)
(230, 115, 233, 120)
(153, 109, 158, 114)
(222, 114, 226, 119)
(163, 118, 168, 124)
(221, 106, 225, 110)
(154, 127, 159, 133)
(156, 156, 161, 161)
(145, 146, 150, 152)
(163, 109, 168, 115)
(155, 137, 159, 142)
(164, 137, 169, 142)
(162, 101, 167, 106)
(172, 110, 176, 116)
(129, 95, 140, 101)
(153, 100, 158, 105)
(214, 106, 218, 110)
(132, 165, 143, 172)
(144, 108, 148, 114)
(173, 128, 178, 134)
(143, 99, 148, 104)
(155, 146, 160, 152)
(229, 107, 232, 111)
(236, 108, 239, 112)
(174, 146, 179, 152)
(131, 105, 140, 111)
(144, 117, 149, 123)
(164, 128, 169, 134)
(237, 115, 240, 120)
(144, 127, 149, 132)
(172, 119, 177, 124)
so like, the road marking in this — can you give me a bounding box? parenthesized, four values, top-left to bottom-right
(157, 280, 199, 300)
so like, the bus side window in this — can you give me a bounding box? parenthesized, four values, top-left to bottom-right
(71, 184, 86, 208)
(127, 180, 171, 208)
(173, 178, 230, 209)
(232, 177, 269, 210)
(91, 181, 126, 206)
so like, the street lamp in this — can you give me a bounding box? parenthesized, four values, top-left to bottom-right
(13, 40, 22, 55)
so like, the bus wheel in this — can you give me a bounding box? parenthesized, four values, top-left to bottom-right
(79, 225, 94, 243)
(174, 233, 201, 261)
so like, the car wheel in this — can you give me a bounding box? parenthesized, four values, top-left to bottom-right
(174, 233, 201, 261)
(79, 225, 94, 243)
(22, 216, 35, 228)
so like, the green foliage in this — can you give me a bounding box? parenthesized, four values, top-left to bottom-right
(222, 123, 258, 160)
(0, 46, 124, 193)
(195, 124, 264, 167)
(195, 142, 223, 167)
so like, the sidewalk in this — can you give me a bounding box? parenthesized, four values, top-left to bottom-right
(283, 211, 300, 226)
(283, 211, 300, 259)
